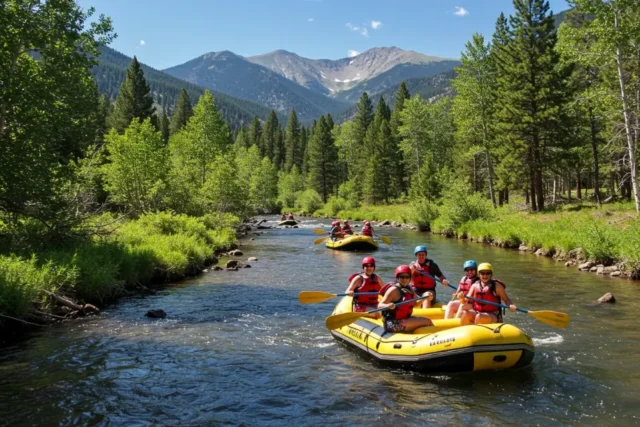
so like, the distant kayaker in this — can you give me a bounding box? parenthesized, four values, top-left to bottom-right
(444, 260, 478, 319)
(329, 220, 344, 240)
(459, 263, 516, 325)
(346, 256, 383, 314)
(361, 220, 373, 237)
(410, 245, 449, 309)
(378, 265, 434, 333)
(342, 220, 353, 235)
(280, 214, 287, 221)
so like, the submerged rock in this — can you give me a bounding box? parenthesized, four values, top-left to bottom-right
(596, 293, 616, 304)
(248, 257, 258, 261)
(228, 249, 244, 257)
(225, 260, 238, 268)
(578, 261, 595, 271)
(146, 309, 166, 319)
(213, 266, 223, 271)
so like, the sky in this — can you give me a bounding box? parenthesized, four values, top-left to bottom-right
(78, 0, 570, 70)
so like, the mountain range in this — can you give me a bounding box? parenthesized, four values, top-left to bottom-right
(162, 47, 460, 121)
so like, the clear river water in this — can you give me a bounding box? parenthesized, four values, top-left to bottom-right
(1, 217, 639, 426)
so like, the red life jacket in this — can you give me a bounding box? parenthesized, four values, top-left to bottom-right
(382, 283, 415, 321)
(458, 275, 477, 295)
(343, 223, 352, 232)
(411, 260, 435, 290)
(362, 226, 373, 237)
(472, 279, 506, 313)
(351, 273, 380, 305)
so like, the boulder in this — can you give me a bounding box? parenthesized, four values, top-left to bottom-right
(227, 266, 239, 271)
(578, 261, 595, 271)
(202, 269, 209, 273)
(213, 266, 223, 271)
(610, 271, 622, 277)
(535, 248, 548, 256)
(293, 225, 299, 228)
(567, 248, 586, 260)
(379, 220, 391, 226)
(248, 257, 258, 261)
(596, 266, 605, 275)
(228, 249, 244, 257)
(145, 309, 166, 319)
(391, 221, 401, 227)
(411, 226, 418, 231)
(603, 265, 619, 274)
(589, 266, 598, 272)
(596, 292, 616, 304)
(564, 261, 573, 267)
(225, 260, 238, 268)
(519, 244, 529, 252)
(243, 264, 252, 268)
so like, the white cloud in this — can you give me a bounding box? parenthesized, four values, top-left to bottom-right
(139, 40, 146, 46)
(371, 20, 382, 30)
(347, 49, 360, 57)
(361, 27, 368, 37)
(308, 17, 314, 22)
(346, 22, 359, 31)
(453, 6, 469, 16)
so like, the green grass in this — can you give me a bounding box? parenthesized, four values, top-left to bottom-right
(0, 212, 238, 321)
(316, 203, 416, 224)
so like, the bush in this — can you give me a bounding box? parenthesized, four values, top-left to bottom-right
(410, 197, 439, 231)
(432, 186, 493, 235)
(317, 196, 347, 217)
(581, 219, 618, 265)
(295, 189, 323, 214)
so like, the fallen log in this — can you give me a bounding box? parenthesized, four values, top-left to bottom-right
(43, 290, 99, 314)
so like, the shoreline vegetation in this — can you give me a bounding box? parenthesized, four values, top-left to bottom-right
(299, 198, 640, 281)
(0, 212, 240, 340)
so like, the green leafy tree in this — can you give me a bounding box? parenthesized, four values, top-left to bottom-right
(277, 165, 305, 208)
(102, 119, 167, 213)
(0, 0, 114, 231)
(390, 82, 411, 195)
(452, 33, 498, 207)
(159, 111, 170, 143)
(110, 56, 156, 133)
(169, 88, 193, 135)
(250, 157, 279, 211)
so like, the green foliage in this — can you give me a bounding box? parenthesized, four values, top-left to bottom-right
(294, 189, 323, 214)
(307, 116, 338, 202)
(431, 182, 494, 235)
(277, 166, 305, 209)
(316, 196, 348, 217)
(102, 119, 168, 213)
(410, 198, 439, 231)
(109, 56, 156, 133)
(169, 88, 194, 135)
(284, 109, 302, 172)
(0, 0, 113, 229)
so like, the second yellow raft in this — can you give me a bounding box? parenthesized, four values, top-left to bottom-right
(326, 235, 379, 251)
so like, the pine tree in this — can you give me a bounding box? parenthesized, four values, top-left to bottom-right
(110, 56, 155, 133)
(390, 82, 411, 195)
(261, 110, 279, 160)
(159, 111, 170, 143)
(308, 116, 338, 202)
(248, 116, 262, 148)
(493, 0, 567, 211)
(169, 88, 193, 135)
(284, 109, 301, 172)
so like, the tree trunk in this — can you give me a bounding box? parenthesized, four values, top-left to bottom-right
(499, 189, 504, 206)
(525, 187, 530, 205)
(486, 150, 497, 208)
(568, 172, 572, 201)
(614, 10, 640, 212)
(505, 187, 509, 204)
(552, 176, 557, 204)
(589, 108, 601, 206)
(473, 155, 477, 192)
(577, 169, 582, 200)
(530, 169, 537, 211)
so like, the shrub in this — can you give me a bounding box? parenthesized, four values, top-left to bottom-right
(410, 197, 439, 231)
(295, 189, 323, 214)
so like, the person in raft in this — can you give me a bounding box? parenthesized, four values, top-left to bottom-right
(345, 256, 384, 314)
(329, 220, 344, 240)
(409, 245, 449, 309)
(459, 263, 516, 325)
(361, 220, 373, 237)
(342, 220, 353, 235)
(280, 213, 287, 221)
(378, 265, 434, 333)
(287, 213, 295, 220)
(444, 260, 478, 319)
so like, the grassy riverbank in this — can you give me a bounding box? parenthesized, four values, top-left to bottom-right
(317, 199, 639, 277)
(0, 212, 238, 326)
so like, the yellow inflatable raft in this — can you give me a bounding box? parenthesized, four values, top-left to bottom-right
(329, 296, 535, 373)
(326, 235, 379, 251)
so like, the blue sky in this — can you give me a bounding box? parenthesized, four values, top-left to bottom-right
(79, 0, 570, 70)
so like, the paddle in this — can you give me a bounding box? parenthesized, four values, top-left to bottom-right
(325, 294, 429, 330)
(379, 236, 392, 245)
(415, 271, 570, 329)
(298, 291, 379, 304)
(314, 229, 327, 234)
(314, 236, 328, 245)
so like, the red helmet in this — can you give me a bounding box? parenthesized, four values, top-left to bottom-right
(344, 220, 349, 224)
(331, 220, 339, 226)
(364, 221, 370, 226)
(361, 256, 376, 268)
(395, 265, 411, 278)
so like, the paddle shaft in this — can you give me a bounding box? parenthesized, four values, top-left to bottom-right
(365, 293, 430, 315)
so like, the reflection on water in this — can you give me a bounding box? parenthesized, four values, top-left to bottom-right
(1, 216, 639, 426)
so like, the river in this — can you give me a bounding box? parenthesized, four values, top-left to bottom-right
(1, 217, 639, 426)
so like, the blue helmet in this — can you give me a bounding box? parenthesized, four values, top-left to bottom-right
(414, 245, 428, 255)
(463, 260, 477, 270)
